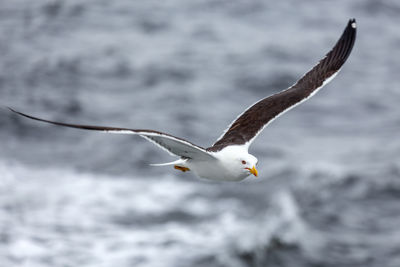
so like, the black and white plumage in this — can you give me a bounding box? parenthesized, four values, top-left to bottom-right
(9, 19, 356, 181)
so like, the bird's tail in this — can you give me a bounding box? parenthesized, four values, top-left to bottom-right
(149, 159, 186, 167)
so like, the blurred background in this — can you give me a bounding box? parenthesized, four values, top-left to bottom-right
(1, 0, 400, 266)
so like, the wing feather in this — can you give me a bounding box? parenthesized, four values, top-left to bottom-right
(208, 19, 356, 152)
(8, 108, 215, 161)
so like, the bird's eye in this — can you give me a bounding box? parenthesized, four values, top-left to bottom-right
(241, 160, 246, 165)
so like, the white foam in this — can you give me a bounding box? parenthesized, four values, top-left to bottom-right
(0, 160, 310, 266)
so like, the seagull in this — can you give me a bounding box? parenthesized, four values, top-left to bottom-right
(9, 19, 356, 182)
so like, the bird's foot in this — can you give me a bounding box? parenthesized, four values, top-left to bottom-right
(174, 165, 190, 172)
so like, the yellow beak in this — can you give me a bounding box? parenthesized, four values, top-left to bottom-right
(248, 166, 258, 177)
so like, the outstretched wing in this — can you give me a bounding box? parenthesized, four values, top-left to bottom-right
(8, 108, 215, 161)
(208, 19, 357, 152)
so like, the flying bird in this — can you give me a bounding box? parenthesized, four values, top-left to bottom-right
(9, 19, 356, 181)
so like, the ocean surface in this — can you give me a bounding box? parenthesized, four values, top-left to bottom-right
(1, 0, 400, 266)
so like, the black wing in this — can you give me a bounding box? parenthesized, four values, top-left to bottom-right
(8, 108, 215, 160)
(208, 19, 357, 152)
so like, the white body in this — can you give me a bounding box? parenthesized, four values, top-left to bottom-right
(179, 145, 258, 181)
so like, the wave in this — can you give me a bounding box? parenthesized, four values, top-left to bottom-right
(0, 160, 314, 267)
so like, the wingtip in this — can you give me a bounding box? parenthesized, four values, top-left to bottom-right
(7, 106, 16, 112)
(348, 18, 356, 29)
(7, 107, 25, 117)
(6, 106, 19, 115)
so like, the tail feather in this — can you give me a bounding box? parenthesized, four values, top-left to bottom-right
(149, 159, 185, 167)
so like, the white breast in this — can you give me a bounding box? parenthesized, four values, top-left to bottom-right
(186, 145, 251, 181)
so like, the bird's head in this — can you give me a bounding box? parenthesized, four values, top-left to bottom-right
(214, 145, 259, 179)
(238, 154, 258, 177)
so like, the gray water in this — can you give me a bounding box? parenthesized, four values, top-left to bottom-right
(1, 0, 400, 266)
